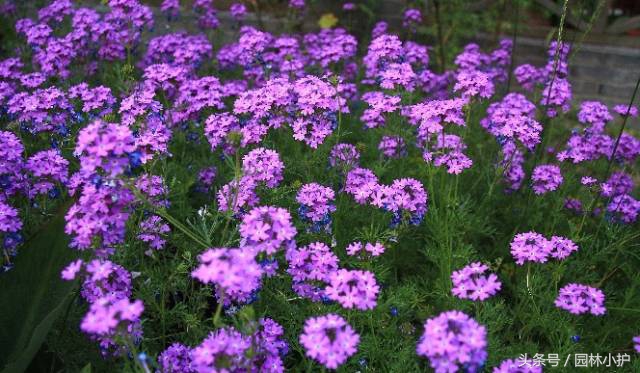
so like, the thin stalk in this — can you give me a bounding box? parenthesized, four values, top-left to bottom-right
(433, 0, 447, 73)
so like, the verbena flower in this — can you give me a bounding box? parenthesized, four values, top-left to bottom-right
(191, 247, 263, 305)
(297, 183, 336, 232)
(531, 164, 563, 195)
(239, 206, 297, 255)
(286, 242, 339, 301)
(242, 147, 285, 188)
(299, 314, 360, 369)
(510, 232, 551, 265)
(417, 310, 487, 373)
(346, 241, 385, 257)
(325, 269, 380, 310)
(555, 283, 606, 316)
(451, 262, 502, 301)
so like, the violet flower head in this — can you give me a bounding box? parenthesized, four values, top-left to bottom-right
(454, 70, 495, 100)
(451, 262, 502, 301)
(541, 78, 572, 118)
(289, 0, 305, 9)
(239, 206, 297, 255)
(299, 314, 360, 370)
(531, 164, 563, 195)
(286, 242, 339, 302)
(360, 92, 401, 129)
(510, 231, 552, 265)
(555, 283, 606, 316)
(160, 0, 180, 18)
(191, 327, 252, 371)
(633, 336, 640, 353)
(25, 149, 69, 198)
(403, 8, 422, 30)
(548, 236, 578, 260)
(325, 269, 380, 310)
(417, 310, 488, 373)
(242, 147, 285, 188)
(378, 135, 407, 158)
(230, 3, 247, 21)
(191, 247, 263, 305)
(600, 171, 633, 198)
(607, 194, 640, 224)
(346, 241, 386, 257)
(80, 296, 144, 337)
(613, 104, 638, 117)
(329, 143, 360, 170)
(138, 216, 170, 251)
(297, 183, 336, 232)
(217, 176, 259, 214)
(74, 119, 137, 178)
(345, 167, 379, 204)
(514, 64, 542, 91)
(158, 343, 192, 373)
(578, 101, 612, 133)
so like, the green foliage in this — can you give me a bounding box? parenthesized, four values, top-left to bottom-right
(0, 205, 79, 373)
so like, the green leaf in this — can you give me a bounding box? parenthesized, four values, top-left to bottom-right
(80, 363, 92, 373)
(0, 207, 78, 373)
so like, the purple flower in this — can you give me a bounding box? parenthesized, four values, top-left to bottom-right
(360, 92, 401, 129)
(217, 176, 259, 213)
(514, 64, 542, 91)
(346, 241, 386, 257)
(578, 101, 612, 133)
(633, 336, 640, 353)
(600, 171, 633, 198)
(191, 247, 263, 305)
(510, 232, 552, 265)
(403, 8, 422, 30)
(329, 143, 360, 170)
(80, 297, 144, 339)
(239, 206, 297, 255)
(242, 148, 285, 188)
(297, 183, 336, 225)
(613, 104, 638, 117)
(548, 236, 578, 260)
(74, 119, 137, 178)
(451, 262, 502, 301)
(531, 164, 563, 195)
(286, 242, 339, 302)
(454, 70, 495, 99)
(158, 343, 193, 373)
(230, 3, 247, 20)
(417, 310, 487, 373)
(555, 283, 606, 316)
(138, 216, 170, 251)
(325, 269, 380, 310)
(607, 194, 640, 224)
(299, 314, 360, 370)
(289, 0, 305, 9)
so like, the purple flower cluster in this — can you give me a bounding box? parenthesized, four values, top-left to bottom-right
(451, 262, 502, 301)
(329, 143, 360, 170)
(163, 318, 287, 372)
(239, 206, 297, 255)
(531, 164, 563, 195)
(345, 168, 429, 225)
(417, 310, 488, 373)
(299, 314, 360, 369)
(325, 269, 380, 310)
(510, 231, 578, 265)
(296, 183, 336, 232)
(286, 242, 338, 301)
(555, 283, 606, 316)
(378, 135, 407, 158)
(346, 241, 385, 257)
(493, 358, 542, 372)
(192, 246, 263, 305)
